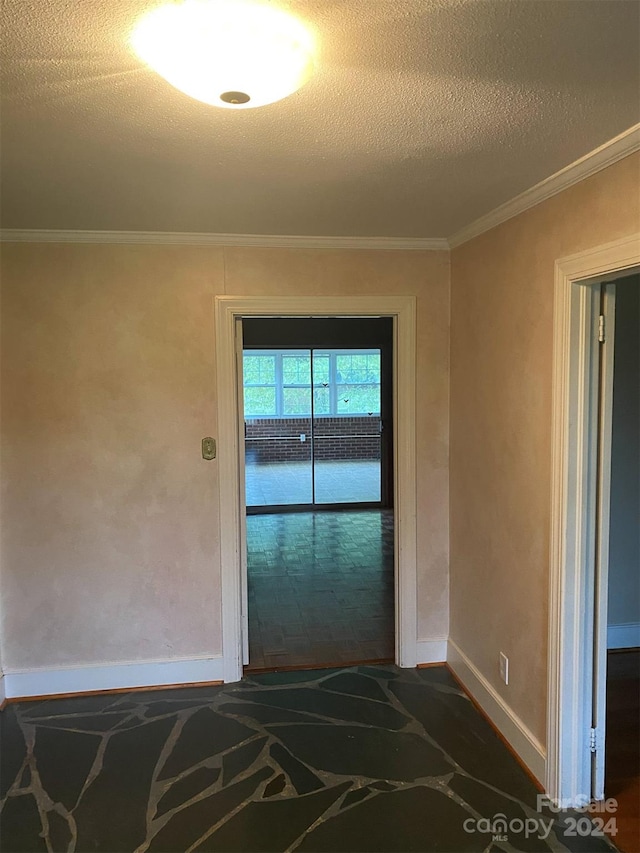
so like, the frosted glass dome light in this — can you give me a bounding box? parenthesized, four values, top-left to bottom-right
(131, 0, 315, 109)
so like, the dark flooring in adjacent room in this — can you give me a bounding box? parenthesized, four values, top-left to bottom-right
(605, 649, 640, 853)
(0, 665, 618, 853)
(246, 510, 394, 671)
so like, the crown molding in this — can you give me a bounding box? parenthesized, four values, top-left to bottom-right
(449, 123, 640, 249)
(3, 126, 637, 253)
(0, 229, 449, 251)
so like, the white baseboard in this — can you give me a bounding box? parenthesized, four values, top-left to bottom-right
(3, 655, 224, 700)
(416, 638, 447, 665)
(447, 639, 546, 784)
(607, 621, 640, 649)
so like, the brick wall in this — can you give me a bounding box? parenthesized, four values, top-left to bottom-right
(245, 416, 381, 464)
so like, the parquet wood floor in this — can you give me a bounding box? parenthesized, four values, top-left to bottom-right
(606, 649, 640, 853)
(245, 510, 394, 672)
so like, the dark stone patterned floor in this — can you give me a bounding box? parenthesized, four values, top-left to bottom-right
(0, 665, 618, 852)
(246, 511, 394, 671)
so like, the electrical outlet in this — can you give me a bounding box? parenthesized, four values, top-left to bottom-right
(499, 652, 509, 685)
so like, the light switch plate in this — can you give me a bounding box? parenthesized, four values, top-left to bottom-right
(202, 437, 216, 460)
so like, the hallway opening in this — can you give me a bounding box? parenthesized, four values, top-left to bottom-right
(603, 273, 640, 853)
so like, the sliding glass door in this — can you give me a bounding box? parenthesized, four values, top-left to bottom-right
(243, 348, 382, 509)
(243, 350, 313, 506)
(312, 350, 381, 504)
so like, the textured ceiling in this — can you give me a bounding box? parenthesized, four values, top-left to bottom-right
(1, 0, 639, 238)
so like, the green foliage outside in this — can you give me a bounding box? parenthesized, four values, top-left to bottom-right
(243, 351, 381, 417)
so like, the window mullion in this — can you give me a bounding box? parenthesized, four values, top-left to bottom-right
(330, 353, 337, 416)
(276, 353, 283, 417)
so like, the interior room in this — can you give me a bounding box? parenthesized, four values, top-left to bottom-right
(0, 1, 639, 851)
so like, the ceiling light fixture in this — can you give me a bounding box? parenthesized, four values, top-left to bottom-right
(130, 0, 315, 109)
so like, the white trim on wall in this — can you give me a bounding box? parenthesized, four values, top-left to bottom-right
(1, 127, 638, 254)
(0, 229, 448, 251)
(607, 622, 640, 649)
(448, 639, 547, 784)
(548, 234, 640, 807)
(2, 655, 224, 699)
(449, 124, 640, 248)
(0, 671, 6, 707)
(416, 638, 447, 665)
(215, 295, 418, 683)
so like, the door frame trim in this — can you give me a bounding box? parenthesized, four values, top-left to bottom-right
(547, 234, 640, 806)
(215, 295, 418, 683)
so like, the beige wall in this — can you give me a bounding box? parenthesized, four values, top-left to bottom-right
(450, 152, 640, 745)
(0, 244, 449, 671)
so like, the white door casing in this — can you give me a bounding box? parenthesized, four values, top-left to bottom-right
(215, 295, 418, 683)
(235, 319, 250, 666)
(548, 234, 640, 807)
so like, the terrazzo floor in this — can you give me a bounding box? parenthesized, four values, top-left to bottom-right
(0, 665, 618, 853)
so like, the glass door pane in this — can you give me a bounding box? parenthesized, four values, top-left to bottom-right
(244, 350, 313, 507)
(312, 349, 382, 504)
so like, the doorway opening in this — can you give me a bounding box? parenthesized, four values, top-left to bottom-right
(547, 236, 639, 842)
(602, 273, 639, 853)
(239, 318, 395, 672)
(215, 294, 418, 685)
